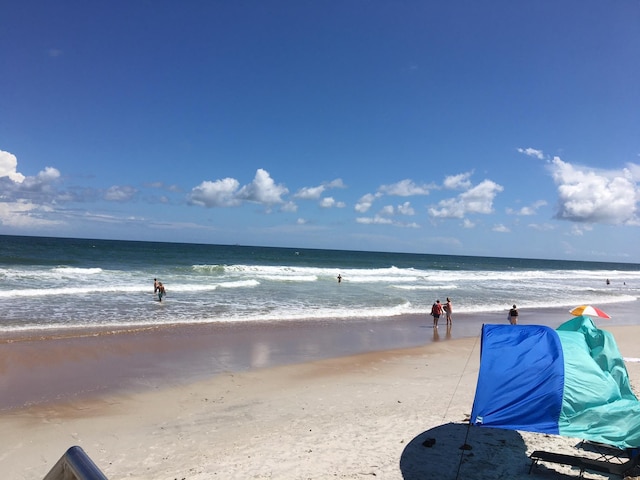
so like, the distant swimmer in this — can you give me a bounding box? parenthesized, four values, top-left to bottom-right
(337, 274, 342, 283)
(154, 278, 159, 293)
(157, 282, 166, 302)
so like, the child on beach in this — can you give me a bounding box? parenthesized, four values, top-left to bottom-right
(509, 304, 518, 324)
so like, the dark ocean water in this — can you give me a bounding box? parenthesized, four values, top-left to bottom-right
(1, 235, 638, 333)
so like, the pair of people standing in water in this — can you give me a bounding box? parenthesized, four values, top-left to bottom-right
(153, 278, 166, 302)
(431, 297, 453, 327)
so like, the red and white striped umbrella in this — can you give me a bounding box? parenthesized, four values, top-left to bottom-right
(569, 305, 611, 319)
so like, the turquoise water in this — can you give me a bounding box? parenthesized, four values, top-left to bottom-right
(1, 234, 638, 333)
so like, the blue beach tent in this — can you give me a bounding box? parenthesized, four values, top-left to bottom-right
(470, 316, 640, 449)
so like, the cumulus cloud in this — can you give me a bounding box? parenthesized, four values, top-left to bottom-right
(378, 179, 430, 196)
(493, 224, 510, 233)
(443, 172, 472, 190)
(379, 205, 394, 216)
(378, 202, 415, 217)
(0, 160, 61, 205)
(356, 203, 420, 227)
(0, 150, 26, 183)
(319, 197, 345, 208)
(20, 167, 61, 192)
(188, 169, 288, 209)
(518, 147, 545, 160)
(237, 169, 288, 204)
(550, 157, 638, 224)
(354, 192, 381, 213)
(295, 185, 325, 200)
(397, 201, 415, 215)
(294, 178, 345, 200)
(428, 180, 504, 219)
(188, 178, 241, 207)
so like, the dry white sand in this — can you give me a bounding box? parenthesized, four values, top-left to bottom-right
(1, 325, 639, 480)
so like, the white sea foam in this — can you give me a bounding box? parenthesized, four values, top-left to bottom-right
(2, 248, 639, 332)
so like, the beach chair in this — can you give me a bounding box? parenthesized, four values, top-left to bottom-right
(42, 445, 108, 480)
(529, 449, 640, 478)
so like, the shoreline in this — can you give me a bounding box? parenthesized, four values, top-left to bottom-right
(1, 303, 638, 412)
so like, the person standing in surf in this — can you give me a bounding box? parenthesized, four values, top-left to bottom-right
(154, 278, 159, 293)
(431, 300, 443, 328)
(157, 282, 166, 302)
(444, 297, 453, 326)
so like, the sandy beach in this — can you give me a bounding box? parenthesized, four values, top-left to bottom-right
(1, 313, 640, 479)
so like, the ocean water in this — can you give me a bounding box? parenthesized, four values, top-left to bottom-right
(1, 235, 639, 334)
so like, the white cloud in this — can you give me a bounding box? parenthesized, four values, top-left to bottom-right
(188, 169, 288, 209)
(550, 156, 638, 224)
(570, 224, 593, 236)
(397, 201, 414, 215)
(517, 147, 545, 160)
(0, 200, 62, 228)
(19, 167, 61, 193)
(326, 178, 345, 189)
(295, 185, 325, 199)
(378, 179, 430, 196)
(506, 200, 547, 216)
(356, 215, 417, 227)
(356, 216, 393, 225)
(294, 178, 345, 200)
(0, 151, 25, 183)
(237, 169, 288, 205)
(493, 224, 510, 233)
(355, 192, 381, 213)
(428, 180, 504, 219)
(378, 202, 415, 217)
(379, 205, 394, 216)
(443, 172, 472, 190)
(0, 150, 26, 183)
(319, 197, 345, 208)
(188, 178, 241, 207)
(281, 201, 298, 212)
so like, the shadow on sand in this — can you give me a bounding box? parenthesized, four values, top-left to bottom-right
(399, 422, 575, 479)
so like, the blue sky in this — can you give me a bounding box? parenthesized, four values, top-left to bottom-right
(1, 1, 639, 262)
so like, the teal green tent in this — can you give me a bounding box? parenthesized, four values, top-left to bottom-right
(470, 316, 640, 449)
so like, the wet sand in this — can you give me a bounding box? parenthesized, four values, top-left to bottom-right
(1, 304, 636, 411)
